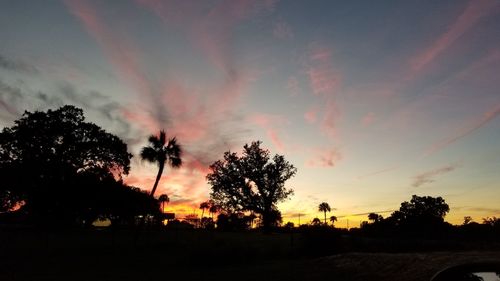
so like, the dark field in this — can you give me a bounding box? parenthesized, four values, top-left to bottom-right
(1, 227, 500, 281)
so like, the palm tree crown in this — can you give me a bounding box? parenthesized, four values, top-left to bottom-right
(158, 194, 170, 213)
(199, 201, 210, 218)
(141, 130, 182, 197)
(311, 217, 321, 225)
(318, 202, 331, 224)
(330, 215, 338, 226)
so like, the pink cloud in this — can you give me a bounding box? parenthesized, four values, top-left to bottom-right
(320, 101, 339, 139)
(137, 0, 274, 76)
(362, 112, 376, 127)
(304, 106, 318, 124)
(273, 20, 293, 39)
(133, 0, 264, 129)
(412, 163, 460, 187)
(425, 103, 500, 156)
(249, 113, 287, 152)
(267, 129, 285, 152)
(410, 0, 499, 74)
(453, 49, 500, 81)
(304, 43, 342, 139)
(64, 0, 165, 127)
(120, 108, 158, 133)
(66, 0, 254, 211)
(307, 44, 341, 97)
(286, 75, 300, 96)
(306, 147, 342, 168)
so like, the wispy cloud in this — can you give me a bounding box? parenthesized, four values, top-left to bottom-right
(304, 106, 318, 124)
(64, 0, 167, 127)
(307, 44, 340, 97)
(137, 0, 274, 76)
(410, 0, 499, 74)
(286, 75, 300, 96)
(273, 20, 293, 39)
(306, 147, 342, 168)
(65, 0, 262, 214)
(305, 43, 342, 139)
(249, 113, 287, 152)
(0, 80, 23, 118)
(464, 207, 500, 214)
(356, 166, 398, 180)
(361, 112, 376, 127)
(412, 163, 460, 187)
(0, 54, 39, 74)
(425, 104, 500, 156)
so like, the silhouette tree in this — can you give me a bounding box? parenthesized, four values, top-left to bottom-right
(199, 201, 210, 219)
(311, 217, 321, 226)
(184, 214, 199, 227)
(208, 202, 219, 219)
(216, 212, 252, 231)
(318, 202, 331, 225)
(200, 217, 215, 229)
(389, 195, 449, 228)
(483, 217, 500, 227)
(207, 141, 296, 232)
(158, 194, 169, 213)
(0, 105, 132, 223)
(368, 212, 383, 223)
(463, 216, 473, 225)
(140, 130, 182, 198)
(329, 215, 338, 226)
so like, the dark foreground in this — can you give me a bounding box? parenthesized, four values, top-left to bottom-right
(1, 228, 499, 281)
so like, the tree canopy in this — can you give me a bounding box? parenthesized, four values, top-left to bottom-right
(318, 202, 331, 224)
(206, 141, 296, 231)
(391, 194, 450, 225)
(140, 130, 182, 197)
(357, 195, 452, 234)
(0, 105, 137, 224)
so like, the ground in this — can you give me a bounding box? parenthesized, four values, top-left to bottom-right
(1, 228, 499, 281)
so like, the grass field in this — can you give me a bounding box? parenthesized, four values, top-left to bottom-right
(1, 227, 499, 281)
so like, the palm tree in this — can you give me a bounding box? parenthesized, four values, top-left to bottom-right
(199, 201, 210, 219)
(311, 217, 321, 226)
(140, 130, 182, 198)
(318, 202, 331, 225)
(329, 215, 337, 227)
(209, 203, 219, 219)
(158, 194, 169, 213)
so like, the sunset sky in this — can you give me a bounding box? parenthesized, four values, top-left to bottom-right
(1, 0, 500, 227)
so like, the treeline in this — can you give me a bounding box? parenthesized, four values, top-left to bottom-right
(1, 104, 498, 250)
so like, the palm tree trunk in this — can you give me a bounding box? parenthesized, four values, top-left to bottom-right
(150, 162, 165, 197)
(324, 211, 326, 225)
(135, 162, 164, 245)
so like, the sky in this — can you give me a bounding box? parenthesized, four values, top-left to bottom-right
(1, 0, 500, 227)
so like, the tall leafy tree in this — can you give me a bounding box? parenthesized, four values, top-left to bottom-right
(207, 141, 296, 232)
(318, 202, 331, 225)
(0, 105, 132, 223)
(389, 195, 449, 227)
(140, 130, 182, 198)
